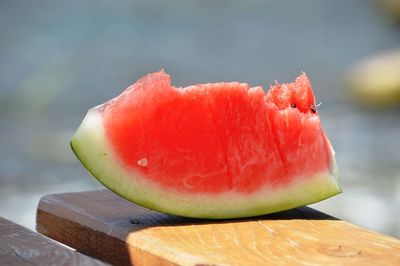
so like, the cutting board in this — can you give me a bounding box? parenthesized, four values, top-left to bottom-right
(36, 190, 400, 266)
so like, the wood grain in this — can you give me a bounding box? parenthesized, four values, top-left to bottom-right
(0, 216, 109, 266)
(36, 190, 400, 266)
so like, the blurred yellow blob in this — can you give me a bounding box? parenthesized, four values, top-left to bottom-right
(377, 0, 400, 22)
(347, 49, 400, 108)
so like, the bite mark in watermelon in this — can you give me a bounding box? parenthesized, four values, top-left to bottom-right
(71, 70, 340, 219)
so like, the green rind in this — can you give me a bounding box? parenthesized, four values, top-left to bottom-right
(71, 109, 341, 219)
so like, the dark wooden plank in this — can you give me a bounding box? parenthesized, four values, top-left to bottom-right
(0, 217, 109, 266)
(36, 189, 400, 266)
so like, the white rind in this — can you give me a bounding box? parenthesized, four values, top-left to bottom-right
(71, 109, 341, 219)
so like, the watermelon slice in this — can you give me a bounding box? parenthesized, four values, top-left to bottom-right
(71, 71, 340, 219)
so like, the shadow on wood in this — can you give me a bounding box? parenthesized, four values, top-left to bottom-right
(36, 189, 400, 266)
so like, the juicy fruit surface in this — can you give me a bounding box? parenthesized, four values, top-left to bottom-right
(102, 71, 332, 194)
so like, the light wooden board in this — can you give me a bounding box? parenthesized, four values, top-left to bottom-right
(36, 190, 400, 266)
(0, 216, 109, 266)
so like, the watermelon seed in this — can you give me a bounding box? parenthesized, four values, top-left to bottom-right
(291, 103, 297, 108)
(310, 103, 316, 113)
(137, 158, 148, 167)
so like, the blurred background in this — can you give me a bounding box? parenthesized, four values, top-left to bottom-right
(0, 0, 399, 237)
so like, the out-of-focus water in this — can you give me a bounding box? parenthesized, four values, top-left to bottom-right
(0, 0, 399, 237)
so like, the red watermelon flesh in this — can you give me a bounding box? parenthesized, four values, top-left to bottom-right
(71, 71, 340, 218)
